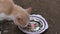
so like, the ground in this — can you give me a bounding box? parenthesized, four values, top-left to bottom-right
(0, 0, 60, 34)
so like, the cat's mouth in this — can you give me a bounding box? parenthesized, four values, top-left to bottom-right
(19, 20, 43, 32)
(16, 19, 29, 27)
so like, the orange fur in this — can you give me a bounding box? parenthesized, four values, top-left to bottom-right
(0, 0, 32, 27)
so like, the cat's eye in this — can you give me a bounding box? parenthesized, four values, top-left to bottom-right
(17, 18, 21, 20)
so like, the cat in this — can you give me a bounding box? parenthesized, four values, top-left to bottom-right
(0, 0, 32, 27)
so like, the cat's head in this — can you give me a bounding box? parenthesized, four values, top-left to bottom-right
(14, 7, 32, 27)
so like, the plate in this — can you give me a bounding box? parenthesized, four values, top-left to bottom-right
(18, 14, 48, 34)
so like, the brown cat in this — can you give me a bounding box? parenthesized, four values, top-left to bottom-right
(0, 0, 32, 27)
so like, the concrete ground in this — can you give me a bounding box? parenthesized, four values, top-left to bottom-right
(0, 0, 60, 34)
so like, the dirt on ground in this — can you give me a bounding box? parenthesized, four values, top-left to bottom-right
(0, 0, 60, 34)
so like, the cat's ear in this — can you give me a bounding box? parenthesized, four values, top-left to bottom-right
(25, 7, 32, 14)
